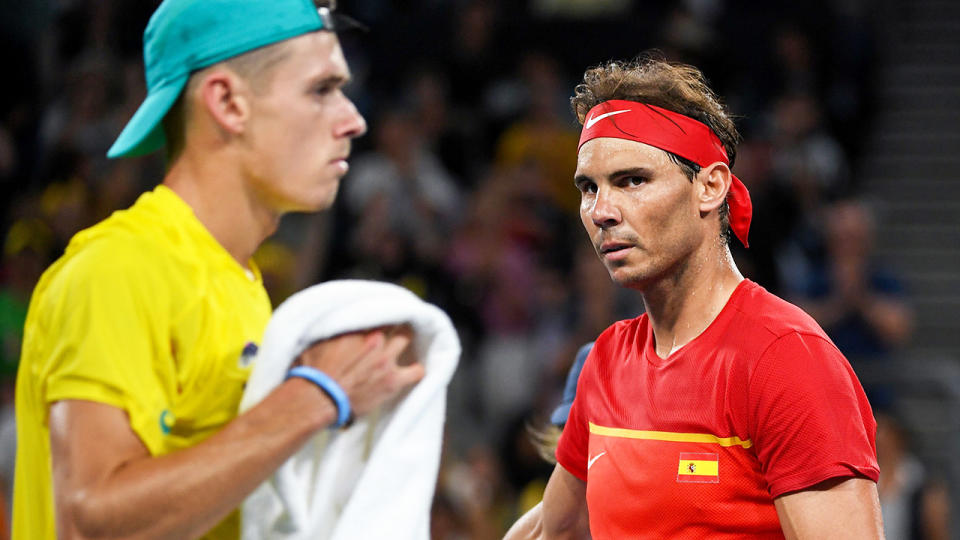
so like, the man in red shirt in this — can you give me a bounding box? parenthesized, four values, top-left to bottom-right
(506, 58, 882, 539)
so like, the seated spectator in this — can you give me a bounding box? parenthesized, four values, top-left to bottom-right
(876, 410, 951, 540)
(343, 105, 462, 266)
(791, 198, 913, 362)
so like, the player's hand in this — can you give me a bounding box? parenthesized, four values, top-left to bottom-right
(296, 325, 425, 417)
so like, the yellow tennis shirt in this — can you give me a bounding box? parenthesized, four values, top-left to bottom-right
(13, 185, 272, 539)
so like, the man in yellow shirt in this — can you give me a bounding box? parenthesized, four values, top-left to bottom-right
(13, 1, 425, 538)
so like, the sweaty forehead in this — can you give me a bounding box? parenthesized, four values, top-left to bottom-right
(575, 137, 674, 177)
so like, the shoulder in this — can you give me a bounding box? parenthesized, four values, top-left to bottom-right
(55, 221, 170, 285)
(37, 197, 203, 312)
(701, 281, 849, 387)
(728, 280, 830, 344)
(731, 285, 857, 393)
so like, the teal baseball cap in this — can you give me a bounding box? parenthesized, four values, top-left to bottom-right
(108, 0, 359, 159)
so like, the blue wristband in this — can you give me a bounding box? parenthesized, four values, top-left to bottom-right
(286, 366, 353, 429)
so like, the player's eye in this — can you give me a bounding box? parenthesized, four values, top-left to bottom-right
(575, 179, 597, 194)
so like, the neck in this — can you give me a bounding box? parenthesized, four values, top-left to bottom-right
(642, 244, 744, 358)
(163, 148, 279, 266)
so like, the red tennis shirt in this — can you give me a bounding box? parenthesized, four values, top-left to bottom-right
(556, 280, 879, 539)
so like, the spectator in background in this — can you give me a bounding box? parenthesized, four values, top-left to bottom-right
(505, 342, 593, 539)
(404, 66, 488, 186)
(771, 92, 850, 214)
(793, 198, 913, 362)
(728, 137, 797, 292)
(0, 217, 54, 538)
(37, 53, 120, 183)
(441, 0, 504, 113)
(444, 164, 551, 441)
(343, 104, 463, 269)
(494, 52, 580, 216)
(771, 92, 853, 294)
(0, 219, 53, 384)
(876, 410, 951, 540)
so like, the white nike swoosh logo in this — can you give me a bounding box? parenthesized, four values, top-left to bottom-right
(584, 109, 631, 129)
(587, 451, 607, 470)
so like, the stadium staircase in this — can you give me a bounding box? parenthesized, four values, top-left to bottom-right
(858, 1, 960, 536)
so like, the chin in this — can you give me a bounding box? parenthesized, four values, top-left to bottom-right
(282, 189, 339, 214)
(608, 266, 657, 291)
(307, 183, 341, 211)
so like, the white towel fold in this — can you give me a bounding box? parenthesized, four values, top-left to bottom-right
(239, 279, 461, 540)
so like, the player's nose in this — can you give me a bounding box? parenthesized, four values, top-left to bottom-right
(336, 96, 367, 139)
(590, 187, 622, 228)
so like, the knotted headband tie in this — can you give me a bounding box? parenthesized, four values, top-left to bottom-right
(578, 100, 751, 248)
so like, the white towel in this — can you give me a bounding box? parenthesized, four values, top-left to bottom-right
(239, 280, 461, 540)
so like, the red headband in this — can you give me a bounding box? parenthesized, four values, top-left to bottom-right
(578, 100, 751, 248)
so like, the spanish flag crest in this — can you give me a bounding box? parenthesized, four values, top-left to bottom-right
(677, 453, 719, 483)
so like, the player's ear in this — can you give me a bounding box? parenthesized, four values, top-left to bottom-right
(697, 162, 731, 215)
(195, 67, 252, 137)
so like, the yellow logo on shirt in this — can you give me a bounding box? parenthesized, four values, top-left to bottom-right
(159, 409, 175, 435)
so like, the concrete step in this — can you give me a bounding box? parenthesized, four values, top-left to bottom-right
(911, 294, 960, 311)
(884, 64, 960, 80)
(900, 272, 960, 297)
(875, 248, 960, 274)
(867, 182, 960, 203)
(908, 329, 960, 355)
(897, 22, 960, 35)
(879, 202, 960, 223)
(899, 5, 960, 22)
(872, 110, 960, 131)
(869, 193, 959, 207)
(908, 345, 960, 360)
(913, 308, 960, 337)
(863, 156, 960, 169)
(882, 83, 960, 96)
(872, 175, 960, 192)
(868, 133, 960, 156)
(890, 43, 960, 62)
(877, 224, 960, 250)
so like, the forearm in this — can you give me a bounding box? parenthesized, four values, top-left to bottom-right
(504, 502, 544, 540)
(540, 465, 590, 540)
(58, 380, 335, 540)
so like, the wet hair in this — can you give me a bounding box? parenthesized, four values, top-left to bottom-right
(571, 55, 741, 243)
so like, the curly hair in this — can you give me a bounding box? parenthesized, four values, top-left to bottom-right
(571, 55, 740, 166)
(571, 56, 741, 243)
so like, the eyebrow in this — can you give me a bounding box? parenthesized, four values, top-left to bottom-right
(574, 166, 656, 185)
(314, 73, 350, 86)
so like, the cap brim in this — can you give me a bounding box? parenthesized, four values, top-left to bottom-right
(107, 75, 188, 159)
(330, 12, 368, 33)
(549, 342, 594, 426)
(550, 403, 572, 427)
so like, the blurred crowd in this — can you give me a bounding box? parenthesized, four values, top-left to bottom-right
(0, 0, 948, 538)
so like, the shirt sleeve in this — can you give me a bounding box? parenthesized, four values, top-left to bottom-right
(555, 346, 598, 481)
(39, 239, 173, 454)
(748, 331, 879, 497)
